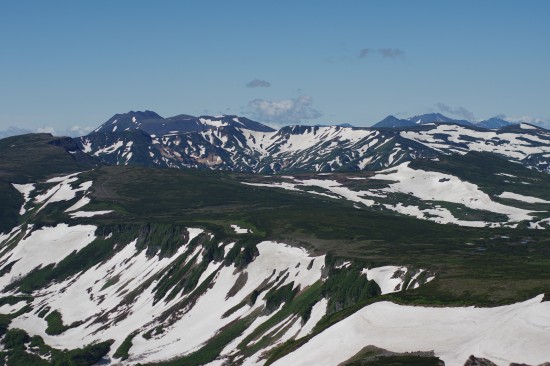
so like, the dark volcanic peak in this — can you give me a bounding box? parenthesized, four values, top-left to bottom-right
(93, 110, 164, 134)
(372, 115, 413, 128)
(89, 111, 275, 137)
(373, 113, 476, 129)
(476, 117, 513, 129)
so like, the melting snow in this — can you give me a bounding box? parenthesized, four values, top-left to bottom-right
(69, 210, 113, 218)
(273, 295, 550, 366)
(0, 224, 97, 291)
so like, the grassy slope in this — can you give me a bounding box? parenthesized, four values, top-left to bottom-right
(0, 133, 96, 233)
(72, 161, 550, 306)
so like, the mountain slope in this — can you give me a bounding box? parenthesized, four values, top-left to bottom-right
(77, 112, 550, 175)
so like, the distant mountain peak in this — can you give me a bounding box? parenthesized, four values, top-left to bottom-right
(90, 111, 274, 136)
(407, 113, 453, 123)
(373, 113, 473, 128)
(476, 117, 513, 129)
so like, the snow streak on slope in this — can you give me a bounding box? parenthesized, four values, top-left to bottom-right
(273, 295, 550, 366)
(12, 183, 35, 215)
(0, 224, 96, 290)
(497, 191, 550, 204)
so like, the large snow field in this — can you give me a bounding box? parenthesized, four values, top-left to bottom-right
(372, 163, 534, 222)
(274, 295, 550, 366)
(0, 223, 96, 291)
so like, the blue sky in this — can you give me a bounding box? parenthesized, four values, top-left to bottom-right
(1, 1, 549, 134)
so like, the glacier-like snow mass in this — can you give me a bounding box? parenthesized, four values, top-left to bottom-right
(273, 295, 550, 366)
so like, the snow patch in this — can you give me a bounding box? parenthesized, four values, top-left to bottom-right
(231, 224, 251, 234)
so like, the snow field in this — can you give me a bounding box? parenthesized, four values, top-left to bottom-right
(273, 295, 550, 366)
(372, 163, 534, 222)
(0, 224, 97, 291)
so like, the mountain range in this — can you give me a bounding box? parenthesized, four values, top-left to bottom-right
(72, 111, 550, 174)
(371, 112, 515, 129)
(1, 110, 550, 365)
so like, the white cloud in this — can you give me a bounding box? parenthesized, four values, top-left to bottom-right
(246, 79, 271, 88)
(35, 125, 93, 137)
(36, 126, 56, 134)
(247, 95, 323, 123)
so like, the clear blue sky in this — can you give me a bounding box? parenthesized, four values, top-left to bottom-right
(1, 0, 549, 134)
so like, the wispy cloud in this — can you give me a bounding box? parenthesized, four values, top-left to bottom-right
(246, 79, 271, 88)
(379, 48, 404, 58)
(247, 95, 322, 123)
(358, 48, 405, 59)
(436, 103, 476, 121)
(359, 48, 372, 59)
